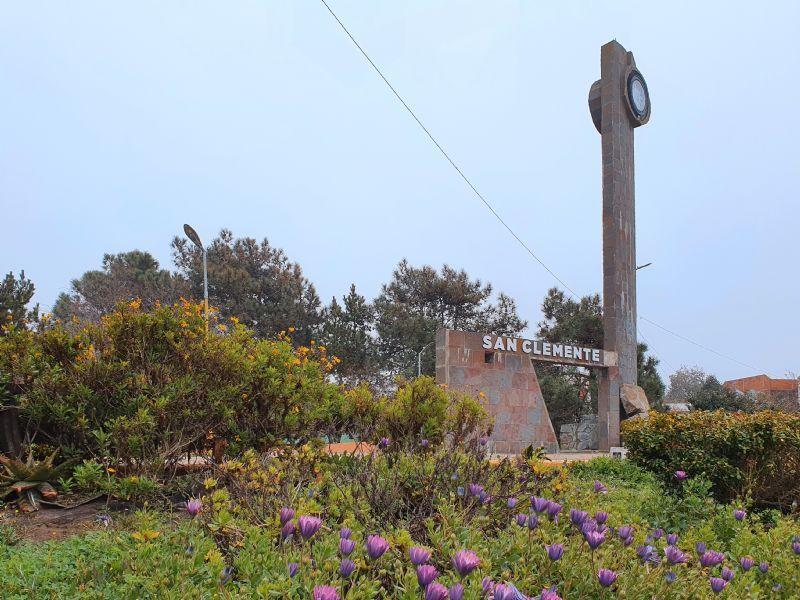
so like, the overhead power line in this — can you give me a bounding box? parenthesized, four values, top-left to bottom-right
(639, 316, 770, 375)
(318, 0, 777, 377)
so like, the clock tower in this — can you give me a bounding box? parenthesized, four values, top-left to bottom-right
(588, 41, 651, 451)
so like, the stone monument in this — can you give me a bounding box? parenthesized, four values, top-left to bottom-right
(588, 40, 652, 450)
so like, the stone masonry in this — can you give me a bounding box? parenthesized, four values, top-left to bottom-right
(435, 329, 559, 454)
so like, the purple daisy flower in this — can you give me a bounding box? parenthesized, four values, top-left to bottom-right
(365, 534, 389, 560)
(279, 507, 294, 525)
(452, 550, 481, 577)
(410, 546, 431, 565)
(297, 515, 322, 540)
(709, 577, 727, 594)
(416, 564, 439, 588)
(425, 582, 448, 600)
(313, 586, 340, 600)
(339, 558, 355, 578)
(546, 543, 564, 561)
(598, 568, 617, 587)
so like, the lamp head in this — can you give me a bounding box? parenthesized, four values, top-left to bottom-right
(183, 224, 203, 249)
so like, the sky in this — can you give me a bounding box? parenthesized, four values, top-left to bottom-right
(1, 1, 798, 383)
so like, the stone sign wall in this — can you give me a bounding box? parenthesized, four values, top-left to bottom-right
(435, 329, 559, 454)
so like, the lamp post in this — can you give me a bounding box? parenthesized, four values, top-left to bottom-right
(417, 340, 435, 377)
(183, 224, 208, 337)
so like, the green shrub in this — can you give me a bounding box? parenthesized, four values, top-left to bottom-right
(377, 376, 490, 449)
(0, 301, 343, 477)
(622, 410, 800, 508)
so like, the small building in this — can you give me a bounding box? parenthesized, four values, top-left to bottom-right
(723, 374, 799, 404)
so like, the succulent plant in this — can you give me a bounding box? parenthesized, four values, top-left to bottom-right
(0, 449, 73, 511)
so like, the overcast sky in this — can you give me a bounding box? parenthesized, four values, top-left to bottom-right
(1, 1, 798, 382)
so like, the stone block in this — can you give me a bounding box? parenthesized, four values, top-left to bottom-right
(620, 384, 650, 416)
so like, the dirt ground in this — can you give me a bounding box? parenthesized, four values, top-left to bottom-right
(1, 499, 115, 543)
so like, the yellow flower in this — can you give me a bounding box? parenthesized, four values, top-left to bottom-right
(288, 327, 295, 333)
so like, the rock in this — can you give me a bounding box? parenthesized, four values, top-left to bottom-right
(620, 384, 650, 416)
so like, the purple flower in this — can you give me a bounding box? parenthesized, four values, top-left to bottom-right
(298, 515, 322, 540)
(339, 527, 352, 539)
(664, 545, 687, 565)
(449, 583, 464, 600)
(759, 561, 769, 573)
(540, 588, 562, 600)
(288, 562, 299, 578)
(468, 483, 484, 497)
(585, 531, 606, 550)
(665, 572, 677, 584)
(636, 545, 660, 565)
(594, 511, 608, 525)
(366, 534, 389, 560)
(478, 491, 489, 504)
(792, 541, 800, 555)
(709, 577, 727, 594)
(527, 513, 539, 531)
(420, 439, 430, 448)
(617, 525, 633, 540)
(733, 508, 746, 521)
(493, 584, 514, 600)
(425, 582, 449, 600)
(339, 558, 355, 578)
(531, 496, 550, 513)
(410, 546, 431, 565)
(546, 501, 563, 521)
(279, 507, 294, 525)
(507, 497, 518, 509)
(280, 521, 296, 540)
(674, 470, 688, 482)
(516, 513, 528, 527)
(479, 435, 489, 446)
(546, 543, 564, 561)
(666, 533, 679, 546)
(651, 528, 664, 540)
(570, 509, 588, 526)
(739, 556, 754, 571)
(481, 577, 494, 596)
(695, 541, 707, 555)
(598, 568, 617, 588)
(313, 586, 340, 600)
(700, 551, 725, 568)
(186, 497, 202, 517)
(593, 480, 608, 494)
(339, 538, 355, 556)
(377, 437, 390, 449)
(416, 564, 439, 588)
(721, 567, 735, 582)
(580, 519, 598, 536)
(452, 550, 481, 577)
(622, 536, 634, 547)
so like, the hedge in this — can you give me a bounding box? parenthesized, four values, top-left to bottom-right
(622, 410, 800, 509)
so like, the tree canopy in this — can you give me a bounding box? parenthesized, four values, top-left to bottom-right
(0, 270, 38, 332)
(373, 260, 526, 378)
(53, 251, 186, 322)
(171, 229, 321, 345)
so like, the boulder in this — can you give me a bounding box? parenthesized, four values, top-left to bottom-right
(620, 384, 650, 416)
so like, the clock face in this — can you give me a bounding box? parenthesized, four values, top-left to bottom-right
(629, 75, 648, 116)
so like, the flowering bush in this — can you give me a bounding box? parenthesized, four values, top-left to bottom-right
(622, 410, 800, 508)
(0, 300, 342, 475)
(3, 453, 799, 598)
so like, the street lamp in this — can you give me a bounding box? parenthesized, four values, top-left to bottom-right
(183, 224, 209, 337)
(417, 340, 435, 377)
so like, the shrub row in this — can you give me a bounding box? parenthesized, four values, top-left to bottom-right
(622, 410, 800, 509)
(0, 302, 489, 477)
